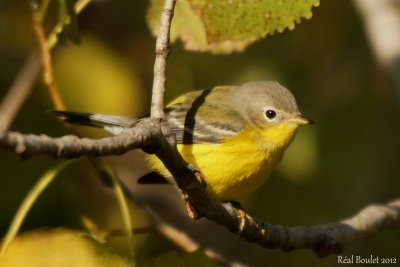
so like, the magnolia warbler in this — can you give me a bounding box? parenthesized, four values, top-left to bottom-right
(53, 81, 313, 201)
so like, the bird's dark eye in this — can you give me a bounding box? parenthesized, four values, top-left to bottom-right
(265, 109, 277, 120)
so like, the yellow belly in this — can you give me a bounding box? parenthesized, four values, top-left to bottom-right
(146, 131, 284, 201)
(145, 122, 299, 201)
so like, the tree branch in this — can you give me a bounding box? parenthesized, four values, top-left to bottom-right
(1, 128, 399, 256)
(146, 0, 209, 217)
(0, 119, 161, 158)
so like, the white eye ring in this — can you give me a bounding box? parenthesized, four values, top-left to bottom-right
(264, 108, 277, 121)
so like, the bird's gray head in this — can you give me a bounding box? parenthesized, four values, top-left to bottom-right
(230, 81, 312, 127)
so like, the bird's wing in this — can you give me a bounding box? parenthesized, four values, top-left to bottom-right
(51, 87, 245, 142)
(166, 87, 245, 144)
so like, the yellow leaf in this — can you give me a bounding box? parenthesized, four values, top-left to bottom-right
(0, 228, 131, 267)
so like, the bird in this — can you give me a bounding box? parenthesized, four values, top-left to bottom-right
(52, 81, 313, 201)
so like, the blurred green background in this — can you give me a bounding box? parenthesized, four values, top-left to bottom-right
(0, 0, 399, 266)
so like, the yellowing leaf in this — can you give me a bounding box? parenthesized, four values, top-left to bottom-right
(0, 228, 131, 267)
(147, 0, 250, 53)
(189, 0, 319, 41)
(147, 0, 319, 53)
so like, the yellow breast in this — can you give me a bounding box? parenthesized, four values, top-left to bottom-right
(146, 123, 298, 201)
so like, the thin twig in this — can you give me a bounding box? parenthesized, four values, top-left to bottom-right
(150, 0, 176, 120)
(32, 12, 66, 110)
(32, 0, 92, 111)
(148, 0, 207, 215)
(0, 51, 41, 130)
(0, 0, 92, 131)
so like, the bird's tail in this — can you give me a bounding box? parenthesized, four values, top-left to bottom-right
(50, 110, 139, 134)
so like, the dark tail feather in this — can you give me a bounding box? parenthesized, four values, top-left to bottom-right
(137, 172, 169, 184)
(50, 110, 138, 128)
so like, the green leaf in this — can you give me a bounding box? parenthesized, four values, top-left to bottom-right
(189, 0, 319, 41)
(147, 0, 319, 53)
(138, 250, 218, 267)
